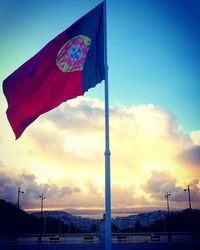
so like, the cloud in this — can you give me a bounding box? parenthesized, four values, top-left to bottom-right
(59, 186, 81, 197)
(0, 160, 7, 169)
(1, 97, 200, 210)
(111, 183, 149, 208)
(42, 97, 105, 132)
(190, 131, 200, 145)
(142, 170, 200, 208)
(178, 145, 200, 168)
(0, 172, 81, 209)
(34, 99, 193, 168)
(142, 170, 179, 199)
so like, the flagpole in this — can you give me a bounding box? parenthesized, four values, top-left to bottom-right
(103, 1, 112, 250)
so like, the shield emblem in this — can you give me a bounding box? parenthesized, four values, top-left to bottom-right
(56, 35, 91, 73)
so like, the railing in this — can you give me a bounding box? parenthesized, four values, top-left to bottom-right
(0, 232, 199, 245)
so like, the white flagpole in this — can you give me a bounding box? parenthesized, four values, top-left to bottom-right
(103, 1, 112, 250)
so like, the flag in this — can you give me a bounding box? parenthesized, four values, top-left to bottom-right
(3, 2, 104, 139)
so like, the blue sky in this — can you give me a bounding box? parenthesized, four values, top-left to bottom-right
(1, 0, 200, 132)
(107, 0, 200, 133)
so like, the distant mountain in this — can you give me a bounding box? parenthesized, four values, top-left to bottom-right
(30, 210, 76, 224)
(28, 207, 181, 219)
(0, 199, 41, 234)
(65, 206, 180, 218)
(0, 199, 72, 234)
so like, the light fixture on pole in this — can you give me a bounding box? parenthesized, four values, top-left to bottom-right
(39, 194, 46, 219)
(164, 192, 170, 215)
(17, 187, 24, 209)
(184, 185, 192, 210)
(39, 194, 46, 240)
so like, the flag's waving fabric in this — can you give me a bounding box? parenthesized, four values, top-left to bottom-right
(3, 2, 104, 139)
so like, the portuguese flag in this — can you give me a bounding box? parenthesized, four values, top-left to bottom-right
(3, 2, 104, 139)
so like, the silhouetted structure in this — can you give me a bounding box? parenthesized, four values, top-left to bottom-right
(184, 185, 192, 210)
(17, 187, 24, 209)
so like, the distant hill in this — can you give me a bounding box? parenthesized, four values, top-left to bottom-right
(30, 210, 76, 224)
(0, 199, 73, 235)
(0, 199, 41, 234)
(1, 199, 200, 235)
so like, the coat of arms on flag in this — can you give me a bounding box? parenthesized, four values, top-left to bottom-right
(56, 35, 91, 73)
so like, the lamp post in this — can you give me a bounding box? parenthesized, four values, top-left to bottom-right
(184, 185, 192, 210)
(39, 194, 45, 220)
(39, 194, 46, 241)
(165, 192, 170, 215)
(165, 192, 171, 239)
(17, 187, 24, 209)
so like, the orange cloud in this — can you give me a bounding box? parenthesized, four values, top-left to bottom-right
(0, 97, 199, 210)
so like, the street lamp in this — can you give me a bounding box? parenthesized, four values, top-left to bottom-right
(17, 187, 24, 208)
(39, 194, 46, 219)
(184, 185, 192, 210)
(39, 194, 46, 240)
(165, 192, 170, 215)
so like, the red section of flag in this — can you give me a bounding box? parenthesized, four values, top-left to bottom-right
(3, 3, 104, 139)
(5, 71, 83, 139)
(3, 29, 84, 139)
